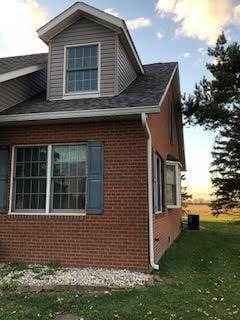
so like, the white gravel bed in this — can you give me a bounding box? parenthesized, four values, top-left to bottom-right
(0, 264, 154, 289)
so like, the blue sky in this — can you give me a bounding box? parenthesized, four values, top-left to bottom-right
(1, 0, 240, 199)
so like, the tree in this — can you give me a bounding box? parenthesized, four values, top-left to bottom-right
(181, 174, 192, 214)
(182, 33, 240, 215)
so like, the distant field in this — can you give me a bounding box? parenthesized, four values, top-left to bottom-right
(185, 204, 240, 222)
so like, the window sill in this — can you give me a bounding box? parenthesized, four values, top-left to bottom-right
(167, 206, 182, 210)
(8, 212, 87, 217)
(155, 211, 163, 215)
(63, 92, 100, 100)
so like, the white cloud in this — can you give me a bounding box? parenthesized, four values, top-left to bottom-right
(126, 17, 152, 30)
(104, 8, 119, 17)
(105, 8, 152, 31)
(0, 0, 48, 57)
(233, 4, 240, 21)
(183, 52, 191, 58)
(156, 31, 163, 39)
(155, 0, 240, 44)
(197, 47, 205, 54)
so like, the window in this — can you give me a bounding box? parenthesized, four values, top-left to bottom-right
(166, 161, 181, 208)
(65, 44, 99, 94)
(52, 145, 87, 211)
(169, 104, 174, 144)
(13, 146, 47, 211)
(12, 144, 87, 213)
(153, 153, 162, 213)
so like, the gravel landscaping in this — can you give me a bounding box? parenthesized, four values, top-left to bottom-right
(0, 263, 154, 292)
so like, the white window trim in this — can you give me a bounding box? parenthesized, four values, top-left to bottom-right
(166, 160, 181, 209)
(153, 153, 162, 214)
(63, 42, 101, 99)
(9, 144, 88, 216)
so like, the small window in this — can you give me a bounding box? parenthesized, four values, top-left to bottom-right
(153, 153, 162, 213)
(166, 161, 181, 208)
(65, 44, 99, 94)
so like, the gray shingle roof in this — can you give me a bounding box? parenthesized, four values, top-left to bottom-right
(0, 53, 48, 75)
(0, 62, 177, 115)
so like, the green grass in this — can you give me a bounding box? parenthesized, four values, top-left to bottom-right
(0, 216, 239, 319)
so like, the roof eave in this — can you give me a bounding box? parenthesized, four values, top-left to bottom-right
(0, 105, 159, 125)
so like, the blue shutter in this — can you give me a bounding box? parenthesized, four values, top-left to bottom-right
(0, 146, 9, 213)
(87, 141, 104, 214)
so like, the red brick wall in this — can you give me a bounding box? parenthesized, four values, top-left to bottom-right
(0, 120, 149, 272)
(148, 81, 182, 264)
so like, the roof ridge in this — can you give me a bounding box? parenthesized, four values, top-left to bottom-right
(143, 62, 178, 66)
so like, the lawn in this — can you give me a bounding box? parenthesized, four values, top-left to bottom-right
(0, 209, 239, 320)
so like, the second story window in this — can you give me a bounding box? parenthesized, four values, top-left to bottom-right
(65, 44, 99, 95)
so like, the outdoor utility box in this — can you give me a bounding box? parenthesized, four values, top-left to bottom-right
(188, 214, 199, 230)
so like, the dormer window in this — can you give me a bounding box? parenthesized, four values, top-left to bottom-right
(64, 43, 100, 98)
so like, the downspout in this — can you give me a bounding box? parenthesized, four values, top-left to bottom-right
(141, 113, 160, 271)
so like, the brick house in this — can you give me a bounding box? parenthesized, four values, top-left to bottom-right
(0, 2, 185, 272)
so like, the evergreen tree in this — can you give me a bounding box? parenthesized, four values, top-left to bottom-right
(182, 33, 240, 215)
(181, 174, 192, 214)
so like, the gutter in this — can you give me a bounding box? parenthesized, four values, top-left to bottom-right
(0, 105, 159, 124)
(141, 113, 160, 271)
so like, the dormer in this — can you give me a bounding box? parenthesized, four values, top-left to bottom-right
(37, 2, 144, 101)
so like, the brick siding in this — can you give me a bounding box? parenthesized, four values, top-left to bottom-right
(0, 120, 149, 272)
(148, 80, 183, 265)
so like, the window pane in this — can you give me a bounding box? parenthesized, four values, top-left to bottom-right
(16, 180, 23, 194)
(52, 145, 87, 211)
(32, 179, 39, 193)
(16, 163, 23, 177)
(31, 194, 38, 209)
(24, 148, 32, 161)
(40, 147, 47, 161)
(166, 184, 177, 206)
(15, 195, 23, 209)
(16, 148, 23, 161)
(156, 158, 161, 211)
(23, 180, 31, 193)
(66, 45, 98, 93)
(166, 164, 178, 206)
(13, 146, 47, 212)
(77, 194, 85, 210)
(39, 195, 46, 210)
(166, 165, 176, 185)
(31, 162, 39, 176)
(78, 178, 86, 193)
(32, 147, 39, 161)
(53, 194, 61, 210)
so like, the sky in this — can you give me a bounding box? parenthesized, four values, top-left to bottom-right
(1, 0, 240, 200)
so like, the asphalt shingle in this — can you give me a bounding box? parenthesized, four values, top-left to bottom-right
(0, 53, 48, 75)
(0, 62, 177, 115)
